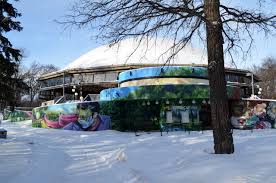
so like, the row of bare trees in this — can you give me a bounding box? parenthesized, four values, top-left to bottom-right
(16, 61, 59, 107)
(252, 57, 276, 99)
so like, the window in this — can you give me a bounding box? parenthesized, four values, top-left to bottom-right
(105, 72, 118, 81)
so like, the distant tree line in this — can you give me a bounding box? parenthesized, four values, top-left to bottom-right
(18, 61, 59, 107)
(252, 57, 276, 99)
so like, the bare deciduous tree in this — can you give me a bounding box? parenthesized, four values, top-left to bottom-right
(252, 57, 276, 99)
(19, 61, 59, 103)
(62, 0, 276, 154)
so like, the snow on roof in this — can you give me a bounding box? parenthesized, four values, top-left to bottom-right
(63, 37, 208, 70)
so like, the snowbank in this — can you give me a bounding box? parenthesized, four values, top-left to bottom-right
(1, 120, 276, 183)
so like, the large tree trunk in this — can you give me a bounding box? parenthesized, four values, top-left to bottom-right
(204, 0, 234, 154)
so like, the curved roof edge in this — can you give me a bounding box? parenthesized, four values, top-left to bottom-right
(39, 63, 259, 81)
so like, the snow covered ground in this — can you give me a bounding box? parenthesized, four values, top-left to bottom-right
(1, 120, 276, 183)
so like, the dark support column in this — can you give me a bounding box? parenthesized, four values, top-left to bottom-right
(63, 72, 65, 98)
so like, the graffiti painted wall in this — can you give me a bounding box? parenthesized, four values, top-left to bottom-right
(3, 109, 32, 122)
(106, 99, 212, 131)
(101, 66, 242, 102)
(100, 85, 241, 101)
(33, 99, 276, 132)
(33, 99, 213, 132)
(230, 100, 276, 129)
(32, 102, 111, 131)
(119, 66, 208, 84)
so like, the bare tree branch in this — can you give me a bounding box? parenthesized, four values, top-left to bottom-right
(59, 0, 276, 154)
(60, 0, 275, 66)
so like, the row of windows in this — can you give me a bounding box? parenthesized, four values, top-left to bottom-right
(225, 74, 251, 84)
(40, 72, 251, 88)
(40, 72, 119, 88)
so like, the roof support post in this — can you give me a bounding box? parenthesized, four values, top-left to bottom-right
(63, 72, 65, 98)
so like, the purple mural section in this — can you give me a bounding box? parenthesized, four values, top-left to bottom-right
(32, 102, 111, 131)
(230, 99, 276, 129)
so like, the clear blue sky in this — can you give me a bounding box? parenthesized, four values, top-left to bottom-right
(7, 0, 276, 69)
(8, 0, 101, 69)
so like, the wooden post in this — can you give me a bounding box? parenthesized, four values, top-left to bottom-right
(63, 72, 65, 98)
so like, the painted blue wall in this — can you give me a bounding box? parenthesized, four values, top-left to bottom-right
(118, 66, 208, 83)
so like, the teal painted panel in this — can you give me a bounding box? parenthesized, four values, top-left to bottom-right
(3, 109, 32, 122)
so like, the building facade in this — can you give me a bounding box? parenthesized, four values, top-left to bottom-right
(32, 38, 271, 131)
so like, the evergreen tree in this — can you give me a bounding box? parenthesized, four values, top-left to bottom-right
(0, 0, 23, 109)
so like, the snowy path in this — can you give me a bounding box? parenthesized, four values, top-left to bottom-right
(1, 121, 276, 183)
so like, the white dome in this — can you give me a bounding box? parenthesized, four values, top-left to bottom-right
(64, 37, 207, 70)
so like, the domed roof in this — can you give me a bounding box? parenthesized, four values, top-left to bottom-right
(64, 37, 207, 70)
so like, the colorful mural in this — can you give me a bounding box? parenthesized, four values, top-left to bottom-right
(101, 66, 241, 102)
(119, 66, 208, 83)
(32, 98, 276, 132)
(32, 102, 111, 131)
(3, 109, 32, 122)
(119, 77, 209, 87)
(100, 84, 241, 101)
(230, 100, 276, 129)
